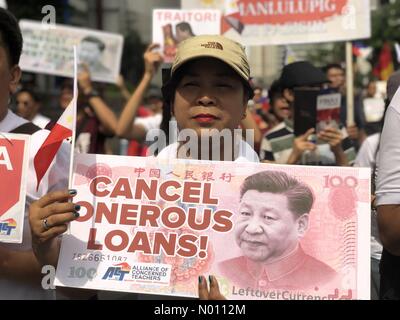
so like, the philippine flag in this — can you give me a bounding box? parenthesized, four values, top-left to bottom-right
(34, 47, 77, 191)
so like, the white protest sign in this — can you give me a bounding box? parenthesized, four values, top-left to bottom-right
(317, 92, 341, 131)
(19, 20, 124, 84)
(181, 0, 371, 46)
(153, 9, 221, 63)
(363, 98, 385, 123)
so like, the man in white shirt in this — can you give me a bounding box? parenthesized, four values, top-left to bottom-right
(354, 74, 396, 299)
(0, 8, 69, 299)
(376, 69, 400, 300)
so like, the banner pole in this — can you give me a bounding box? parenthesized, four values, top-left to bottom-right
(346, 41, 355, 126)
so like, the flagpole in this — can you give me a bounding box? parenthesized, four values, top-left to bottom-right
(346, 41, 354, 126)
(68, 46, 78, 189)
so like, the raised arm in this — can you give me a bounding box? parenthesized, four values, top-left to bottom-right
(116, 44, 163, 141)
(116, 74, 131, 102)
(78, 65, 118, 136)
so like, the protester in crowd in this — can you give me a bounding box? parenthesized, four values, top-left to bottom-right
(231, 82, 264, 154)
(29, 35, 259, 300)
(145, 86, 163, 115)
(157, 38, 260, 159)
(15, 88, 50, 128)
(266, 80, 289, 129)
(126, 86, 164, 156)
(0, 7, 70, 300)
(58, 81, 74, 110)
(323, 63, 367, 147)
(260, 61, 356, 166)
(47, 65, 118, 154)
(245, 81, 287, 143)
(249, 86, 270, 131)
(252, 86, 270, 116)
(365, 80, 378, 99)
(354, 76, 394, 299)
(376, 69, 400, 300)
(117, 43, 261, 156)
(252, 86, 264, 104)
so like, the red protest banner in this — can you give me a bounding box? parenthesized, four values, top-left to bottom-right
(0, 138, 25, 217)
(0, 134, 30, 244)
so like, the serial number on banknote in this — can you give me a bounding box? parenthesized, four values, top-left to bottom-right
(72, 253, 127, 262)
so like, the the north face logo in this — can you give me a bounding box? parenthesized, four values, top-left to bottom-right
(200, 42, 223, 50)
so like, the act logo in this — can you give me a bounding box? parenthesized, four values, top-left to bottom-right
(0, 219, 17, 236)
(102, 262, 131, 281)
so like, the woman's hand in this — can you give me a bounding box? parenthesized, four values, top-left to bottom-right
(198, 275, 226, 300)
(143, 43, 163, 77)
(29, 189, 80, 245)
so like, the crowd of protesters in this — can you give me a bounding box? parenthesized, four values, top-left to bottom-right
(0, 6, 399, 300)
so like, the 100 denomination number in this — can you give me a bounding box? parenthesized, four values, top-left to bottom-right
(324, 175, 358, 188)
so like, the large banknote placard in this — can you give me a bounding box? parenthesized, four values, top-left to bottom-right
(0, 134, 30, 243)
(19, 20, 124, 84)
(55, 153, 370, 299)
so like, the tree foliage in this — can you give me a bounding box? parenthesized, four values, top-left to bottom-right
(306, 3, 400, 72)
(368, 1, 400, 69)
